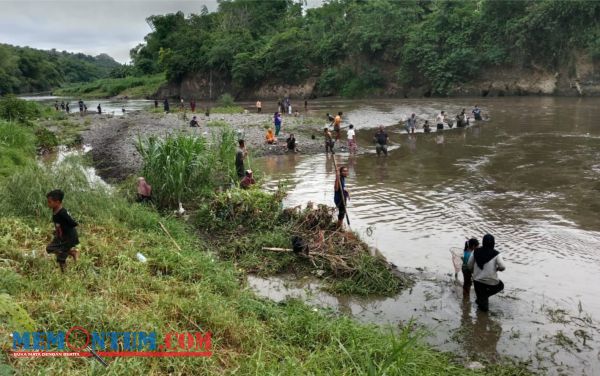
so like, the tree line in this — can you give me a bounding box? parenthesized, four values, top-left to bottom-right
(127, 0, 600, 97)
(0, 43, 120, 95)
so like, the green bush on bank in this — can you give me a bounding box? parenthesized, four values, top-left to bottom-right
(136, 130, 237, 208)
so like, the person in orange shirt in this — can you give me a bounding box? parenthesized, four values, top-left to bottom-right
(265, 128, 276, 144)
(334, 112, 342, 141)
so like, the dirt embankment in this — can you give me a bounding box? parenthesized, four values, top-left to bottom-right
(156, 53, 600, 100)
(78, 111, 328, 181)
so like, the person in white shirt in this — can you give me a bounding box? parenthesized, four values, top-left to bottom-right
(467, 234, 506, 312)
(347, 124, 357, 154)
(436, 111, 445, 130)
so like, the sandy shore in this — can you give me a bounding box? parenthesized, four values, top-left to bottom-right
(75, 111, 329, 181)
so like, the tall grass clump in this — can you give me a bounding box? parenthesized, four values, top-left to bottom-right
(0, 95, 41, 123)
(0, 120, 36, 176)
(136, 129, 237, 208)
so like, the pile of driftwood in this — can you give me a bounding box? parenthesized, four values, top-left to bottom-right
(263, 202, 387, 277)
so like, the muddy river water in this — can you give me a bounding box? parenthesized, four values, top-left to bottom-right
(250, 97, 600, 375)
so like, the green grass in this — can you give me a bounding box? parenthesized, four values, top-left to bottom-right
(136, 131, 237, 209)
(0, 119, 533, 375)
(55, 74, 166, 99)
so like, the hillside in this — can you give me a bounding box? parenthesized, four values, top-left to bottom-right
(0, 43, 120, 95)
(125, 0, 600, 99)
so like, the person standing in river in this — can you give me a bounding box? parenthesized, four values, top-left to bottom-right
(334, 112, 342, 141)
(65, 102, 70, 113)
(324, 127, 335, 155)
(97, 104, 102, 114)
(467, 234, 506, 312)
(334, 166, 350, 229)
(436, 111, 446, 130)
(78, 99, 84, 114)
(462, 238, 479, 297)
(472, 105, 482, 121)
(374, 125, 389, 156)
(347, 124, 357, 154)
(407, 113, 417, 134)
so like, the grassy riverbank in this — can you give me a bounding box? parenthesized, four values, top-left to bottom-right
(54, 74, 166, 99)
(0, 98, 531, 375)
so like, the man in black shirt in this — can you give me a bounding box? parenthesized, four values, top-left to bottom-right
(374, 126, 389, 156)
(286, 133, 298, 152)
(189, 116, 199, 127)
(46, 190, 79, 272)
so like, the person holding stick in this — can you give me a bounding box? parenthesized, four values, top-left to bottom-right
(334, 164, 350, 228)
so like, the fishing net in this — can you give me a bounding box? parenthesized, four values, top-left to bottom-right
(449, 247, 463, 278)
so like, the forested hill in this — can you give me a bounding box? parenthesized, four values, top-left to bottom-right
(129, 0, 600, 98)
(0, 43, 120, 94)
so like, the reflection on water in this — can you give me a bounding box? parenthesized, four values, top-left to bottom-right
(252, 97, 600, 375)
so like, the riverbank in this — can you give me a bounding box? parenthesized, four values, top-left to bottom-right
(0, 101, 533, 375)
(52, 110, 327, 181)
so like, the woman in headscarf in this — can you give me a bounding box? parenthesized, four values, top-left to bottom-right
(467, 234, 506, 311)
(137, 177, 152, 203)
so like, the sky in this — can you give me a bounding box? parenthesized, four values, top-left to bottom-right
(0, 0, 323, 64)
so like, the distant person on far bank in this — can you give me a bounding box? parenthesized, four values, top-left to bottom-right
(374, 125, 389, 156)
(65, 102, 70, 113)
(256, 100, 262, 113)
(190, 99, 196, 113)
(97, 104, 102, 114)
(163, 98, 170, 113)
(347, 124, 357, 154)
(235, 139, 248, 179)
(467, 234, 506, 312)
(472, 105, 482, 120)
(154, 99, 158, 109)
(304, 99, 308, 111)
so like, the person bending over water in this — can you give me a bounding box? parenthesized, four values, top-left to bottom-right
(286, 133, 297, 152)
(334, 166, 349, 228)
(423, 120, 431, 133)
(324, 128, 335, 155)
(467, 234, 505, 311)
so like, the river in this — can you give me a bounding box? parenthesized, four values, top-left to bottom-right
(250, 96, 600, 375)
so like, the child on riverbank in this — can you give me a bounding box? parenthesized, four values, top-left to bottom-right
(45, 190, 79, 273)
(462, 238, 479, 296)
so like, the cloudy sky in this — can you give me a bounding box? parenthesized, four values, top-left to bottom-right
(0, 0, 322, 63)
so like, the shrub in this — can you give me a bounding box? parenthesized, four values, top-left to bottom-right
(136, 129, 237, 208)
(218, 93, 235, 107)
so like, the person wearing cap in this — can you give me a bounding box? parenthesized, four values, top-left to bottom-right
(189, 116, 199, 127)
(240, 170, 255, 189)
